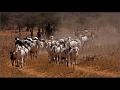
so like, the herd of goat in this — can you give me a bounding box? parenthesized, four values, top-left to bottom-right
(9, 31, 94, 69)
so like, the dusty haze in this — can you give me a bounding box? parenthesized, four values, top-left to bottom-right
(0, 12, 120, 77)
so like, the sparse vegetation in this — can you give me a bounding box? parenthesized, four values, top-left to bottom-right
(0, 12, 120, 77)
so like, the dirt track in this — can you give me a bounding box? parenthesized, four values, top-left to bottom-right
(0, 28, 120, 78)
(17, 65, 120, 78)
(3, 51, 120, 78)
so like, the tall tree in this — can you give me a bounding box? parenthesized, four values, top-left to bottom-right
(0, 12, 9, 30)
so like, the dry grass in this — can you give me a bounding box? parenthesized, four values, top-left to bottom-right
(78, 36, 120, 74)
(0, 29, 120, 78)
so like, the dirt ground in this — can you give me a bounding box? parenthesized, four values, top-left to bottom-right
(0, 29, 120, 78)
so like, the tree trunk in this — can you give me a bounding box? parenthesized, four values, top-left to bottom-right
(30, 27, 33, 38)
(18, 25, 21, 37)
(26, 26, 29, 31)
(18, 26, 21, 33)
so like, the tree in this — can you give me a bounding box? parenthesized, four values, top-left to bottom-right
(0, 12, 61, 38)
(0, 12, 9, 30)
(36, 12, 60, 38)
(23, 14, 37, 37)
(8, 12, 26, 32)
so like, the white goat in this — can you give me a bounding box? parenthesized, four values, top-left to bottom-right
(69, 46, 79, 67)
(15, 45, 26, 68)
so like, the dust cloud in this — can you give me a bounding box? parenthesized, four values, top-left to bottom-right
(54, 12, 120, 47)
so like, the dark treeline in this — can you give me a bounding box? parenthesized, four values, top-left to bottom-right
(0, 12, 61, 38)
(1, 12, 120, 38)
